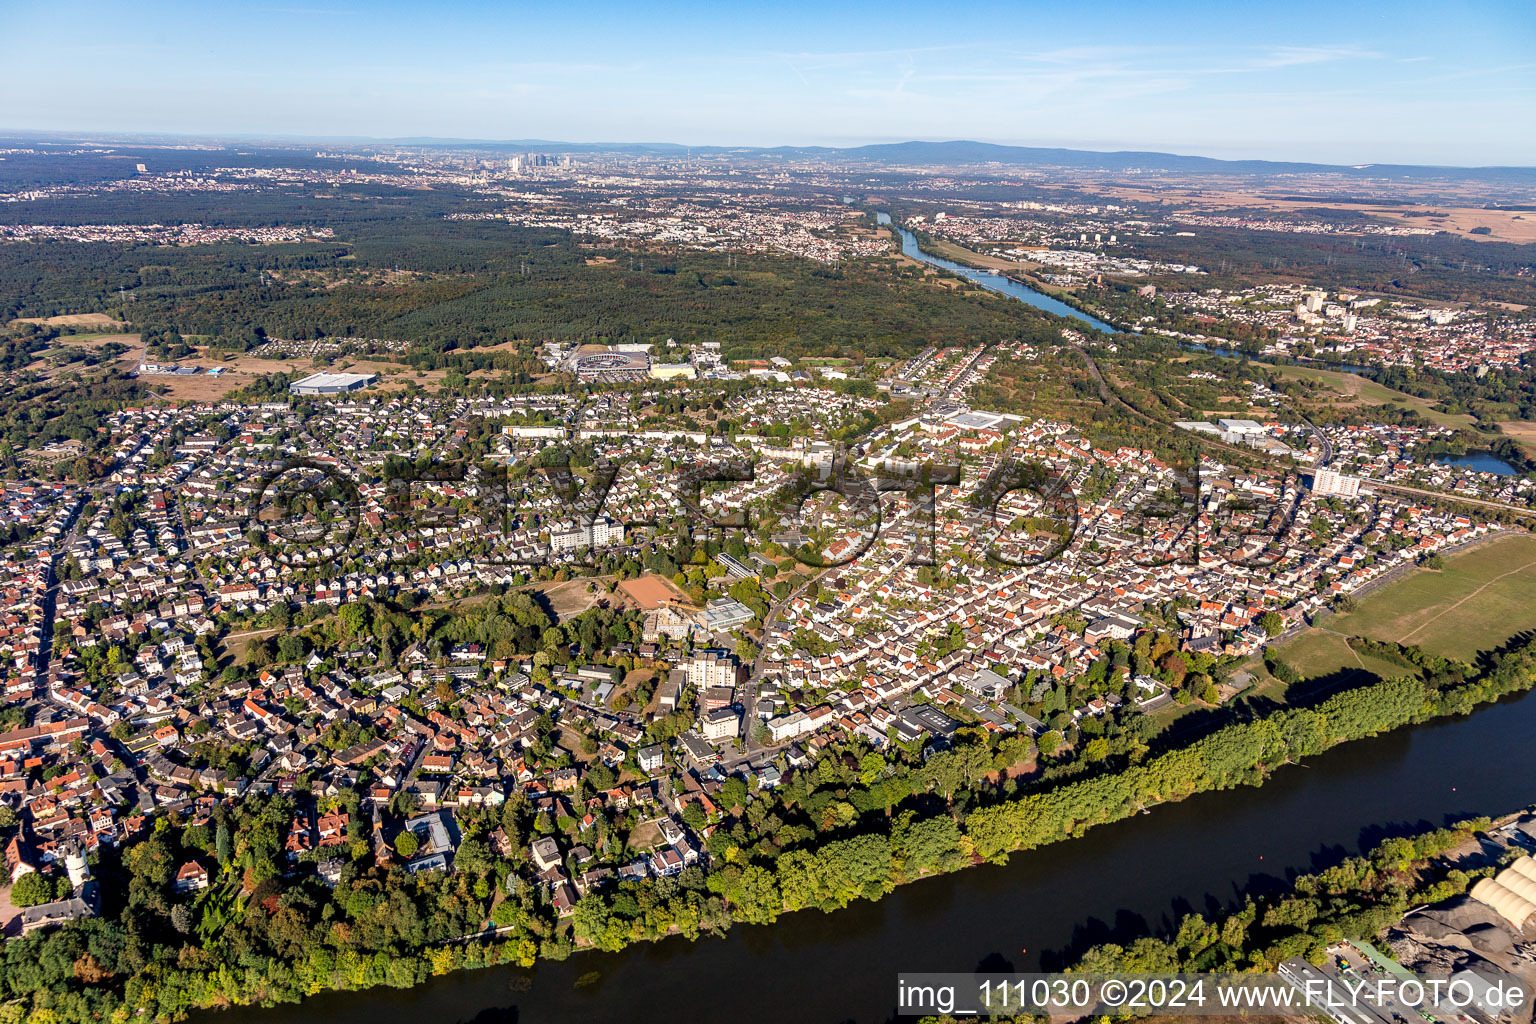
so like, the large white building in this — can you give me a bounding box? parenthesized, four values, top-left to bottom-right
(700, 708, 740, 743)
(548, 517, 624, 553)
(289, 372, 377, 396)
(698, 597, 755, 633)
(1312, 468, 1361, 498)
(503, 424, 568, 439)
(686, 650, 738, 691)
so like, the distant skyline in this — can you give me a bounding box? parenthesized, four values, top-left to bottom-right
(4, 0, 1534, 166)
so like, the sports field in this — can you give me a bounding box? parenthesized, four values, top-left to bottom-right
(1278, 531, 1536, 674)
(618, 573, 692, 611)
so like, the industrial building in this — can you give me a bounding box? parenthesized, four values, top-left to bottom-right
(1470, 856, 1536, 931)
(289, 372, 378, 396)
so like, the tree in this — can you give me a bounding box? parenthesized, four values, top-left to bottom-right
(858, 751, 887, 786)
(1258, 611, 1285, 637)
(171, 901, 195, 934)
(725, 864, 781, 924)
(491, 899, 520, 927)
(9, 871, 52, 907)
(337, 601, 368, 640)
(395, 831, 419, 858)
(682, 803, 708, 831)
(1158, 650, 1188, 686)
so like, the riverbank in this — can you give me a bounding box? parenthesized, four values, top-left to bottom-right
(882, 215, 1119, 334)
(913, 230, 1133, 331)
(1070, 808, 1536, 1003)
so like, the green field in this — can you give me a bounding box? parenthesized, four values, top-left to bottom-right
(1278, 531, 1536, 676)
(1273, 363, 1477, 429)
(1278, 629, 1420, 681)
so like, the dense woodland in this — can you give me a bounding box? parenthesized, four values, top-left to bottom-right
(0, 175, 1082, 364)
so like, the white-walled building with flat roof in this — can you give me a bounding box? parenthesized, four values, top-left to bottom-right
(290, 372, 377, 395)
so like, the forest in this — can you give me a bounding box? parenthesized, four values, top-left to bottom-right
(0, 163, 1077, 363)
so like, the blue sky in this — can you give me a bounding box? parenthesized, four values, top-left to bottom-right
(4, 0, 1533, 165)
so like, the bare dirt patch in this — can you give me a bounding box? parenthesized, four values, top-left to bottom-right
(11, 312, 124, 328)
(536, 578, 611, 622)
(143, 375, 255, 402)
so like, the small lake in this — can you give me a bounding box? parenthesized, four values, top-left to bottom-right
(1434, 452, 1518, 476)
(878, 212, 1120, 334)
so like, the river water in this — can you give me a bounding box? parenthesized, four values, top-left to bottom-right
(203, 684, 1536, 1024)
(877, 212, 1120, 334)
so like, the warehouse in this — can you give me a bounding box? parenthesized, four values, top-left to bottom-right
(289, 372, 377, 396)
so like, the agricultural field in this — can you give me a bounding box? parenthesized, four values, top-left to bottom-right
(10, 312, 125, 329)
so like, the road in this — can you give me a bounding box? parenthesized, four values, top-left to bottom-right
(32, 492, 89, 678)
(740, 562, 829, 756)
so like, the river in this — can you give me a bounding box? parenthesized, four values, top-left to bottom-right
(203, 684, 1536, 1024)
(881, 216, 1397, 380)
(878, 212, 1120, 334)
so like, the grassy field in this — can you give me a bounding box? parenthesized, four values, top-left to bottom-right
(1277, 532, 1536, 677)
(924, 236, 1042, 272)
(1272, 363, 1477, 429)
(1277, 629, 1419, 681)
